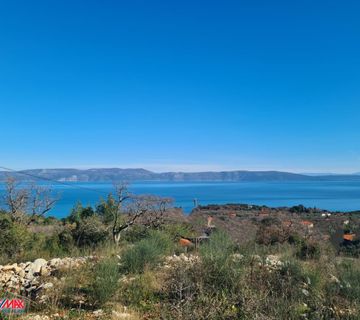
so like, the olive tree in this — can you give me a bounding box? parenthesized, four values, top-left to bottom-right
(96, 183, 172, 244)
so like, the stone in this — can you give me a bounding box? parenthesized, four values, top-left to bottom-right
(232, 253, 244, 262)
(0, 255, 97, 300)
(32, 259, 47, 274)
(2, 264, 16, 272)
(40, 266, 51, 277)
(112, 310, 131, 319)
(49, 258, 61, 268)
(9, 276, 19, 284)
(25, 263, 34, 272)
(330, 274, 340, 284)
(13, 265, 22, 274)
(0, 273, 12, 283)
(25, 271, 35, 281)
(265, 255, 283, 269)
(93, 309, 104, 317)
(302, 288, 310, 296)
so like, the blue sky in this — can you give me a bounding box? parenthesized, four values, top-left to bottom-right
(0, 0, 359, 173)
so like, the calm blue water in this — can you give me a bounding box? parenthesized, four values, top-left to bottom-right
(1, 181, 360, 218)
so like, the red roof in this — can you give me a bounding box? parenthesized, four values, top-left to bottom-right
(344, 234, 356, 241)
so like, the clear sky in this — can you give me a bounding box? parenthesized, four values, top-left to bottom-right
(0, 0, 359, 173)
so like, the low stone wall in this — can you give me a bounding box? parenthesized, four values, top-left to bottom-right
(0, 256, 96, 299)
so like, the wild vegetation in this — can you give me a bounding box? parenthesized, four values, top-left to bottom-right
(1, 179, 360, 319)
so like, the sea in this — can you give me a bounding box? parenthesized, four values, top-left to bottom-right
(1, 180, 360, 218)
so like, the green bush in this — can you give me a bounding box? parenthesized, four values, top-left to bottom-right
(162, 232, 244, 319)
(199, 231, 240, 292)
(0, 213, 32, 263)
(87, 258, 120, 307)
(339, 240, 360, 258)
(72, 215, 108, 247)
(121, 230, 173, 274)
(338, 261, 360, 303)
(119, 271, 160, 312)
(122, 225, 150, 243)
(296, 239, 321, 260)
(58, 227, 75, 251)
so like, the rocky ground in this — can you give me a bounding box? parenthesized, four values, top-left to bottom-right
(0, 256, 96, 302)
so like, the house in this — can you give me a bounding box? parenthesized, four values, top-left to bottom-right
(179, 238, 193, 247)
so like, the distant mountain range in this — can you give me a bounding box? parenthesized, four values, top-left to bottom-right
(1, 168, 360, 182)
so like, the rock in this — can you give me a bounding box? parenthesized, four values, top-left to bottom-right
(49, 258, 61, 268)
(232, 253, 244, 262)
(9, 275, 19, 284)
(1, 264, 14, 272)
(112, 310, 132, 319)
(265, 255, 283, 270)
(0, 273, 12, 284)
(0, 255, 96, 299)
(330, 274, 340, 284)
(302, 288, 310, 296)
(32, 259, 47, 274)
(40, 266, 51, 277)
(93, 309, 104, 317)
(31, 278, 40, 286)
(13, 265, 22, 274)
(25, 271, 35, 281)
(25, 263, 33, 272)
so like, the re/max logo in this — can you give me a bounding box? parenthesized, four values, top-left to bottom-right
(0, 299, 26, 313)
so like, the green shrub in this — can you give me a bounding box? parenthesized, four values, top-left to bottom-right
(59, 264, 93, 309)
(296, 239, 321, 260)
(87, 258, 120, 307)
(161, 232, 244, 320)
(122, 225, 150, 243)
(58, 227, 75, 251)
(339, 240, 360, 258)
(162, 222, 194, 239)
(338, 261, 360, 303)
(199, 231, 240, 292)
(0, 214, 32, 263)
(121, 230, 173, 274)
(119, 271, 160, 312)
(72, 215, 108, 247)
(44, 234, 67, 257)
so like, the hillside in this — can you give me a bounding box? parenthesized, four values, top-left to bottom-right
(2, 168, 360, 183)
(1, 168, 355, 182)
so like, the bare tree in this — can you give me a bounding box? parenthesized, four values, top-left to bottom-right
(109, 183, 172, 244)
(3, 177, 58, 224)
(28, 184, 59, 225)
(4, 177, 29, 223)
